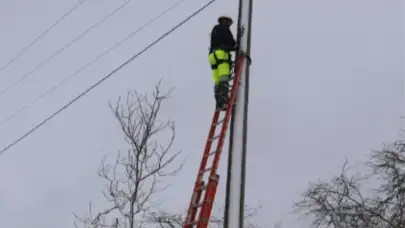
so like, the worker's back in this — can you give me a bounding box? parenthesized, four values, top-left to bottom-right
(210, 24, 236, 53)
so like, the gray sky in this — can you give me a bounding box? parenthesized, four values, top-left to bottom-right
(0, 0, 403, 227)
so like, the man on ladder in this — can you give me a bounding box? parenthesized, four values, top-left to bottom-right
(209, 15, 238, 111)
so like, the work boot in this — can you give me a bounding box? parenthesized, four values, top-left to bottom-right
(216, 96, 227, 111)
(214, 85, 221, 108)
(216, 102, 227, 111)
(214, 85, 227, 111)
(218, 81, 229, 105)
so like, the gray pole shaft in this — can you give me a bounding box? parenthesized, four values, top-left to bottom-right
(224, 0, 253, 228)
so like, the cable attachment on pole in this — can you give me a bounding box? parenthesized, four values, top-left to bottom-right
(239, 51, 252, 65)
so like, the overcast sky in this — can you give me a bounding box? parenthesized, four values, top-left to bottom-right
(0, 0, 403, 227)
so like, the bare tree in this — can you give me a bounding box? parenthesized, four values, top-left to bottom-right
(294, 141, 405, 228)
(74, 81, 183, 228)
(74, 81, 262, 228)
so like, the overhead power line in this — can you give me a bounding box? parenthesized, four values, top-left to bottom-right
(0, 0, 134, 96)
(0, 0, 185, 128)
(0, 0, 217, 156)
(0, 0, 85, 71)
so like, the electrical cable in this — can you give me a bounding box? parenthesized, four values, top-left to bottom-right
(0, 0, 217, 156)
(0, 0, 134, 95)
(0, 0, 85, 71)
(0, 0, 185, 128)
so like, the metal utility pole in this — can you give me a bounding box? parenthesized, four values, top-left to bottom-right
(224, 0, 253, 228)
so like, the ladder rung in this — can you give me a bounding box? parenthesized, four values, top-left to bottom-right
(206, 150, 217, 157)
(200, 167, 211, 174)
(214, 118, 225, 126)
(187, 220, 199, 226)
(193, 199, 213, 209)
(197, 182, 207, 190)
(192, 202, 204, 209)
(210, 135, 220, 141)
(208, 174, 219, 180)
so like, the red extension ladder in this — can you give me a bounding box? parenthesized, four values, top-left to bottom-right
(183, 54, 248, 228)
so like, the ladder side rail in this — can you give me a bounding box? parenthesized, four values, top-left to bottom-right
(184, 105, 221, 227)
(197, 175, 219, 228)
(187, 181, 205, 227)
(197, 56, 246, 228)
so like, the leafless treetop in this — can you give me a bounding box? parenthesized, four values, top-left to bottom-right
(74, 81, 183, 228)
(295, 141, 405, 228)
